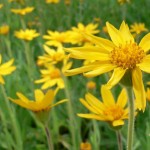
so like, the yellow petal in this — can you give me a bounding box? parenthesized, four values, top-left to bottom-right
(85, 94, 103, 114)
(64, 64, 100, 76)
(16, 92, 30, 102)
(119, 21, 134, 43)
(112, 120, 124, 127)
(34, 89, 44, 102)
(106, 22, 124, 46)
(77, 113, 105, 121)
(0, 75, 5, 84)
(106, 67, 126, 89)
(80, 98, 99, 114)
(84, 63, 115, 78)
(83, 33, 114, 51)
(101, 85, 115, 106)
(117, 89, 127, 108)
(132, 67, 146, 111)
(51, 99, 68, 108)
(139, 33, 150, 52)
(137, 55, 150, 73)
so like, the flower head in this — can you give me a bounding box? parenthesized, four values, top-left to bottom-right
(70, 23, 100, 45)
(45, 0, 60, 3)
(11, 7, 34, 15)
(0, 25, 9, 35)
(14, 29, 39, 41)
(0, 55, 16, 84)
(86, 81, 96, 90)
(43, 30, 72, 48)
(118, 0, 130, 5)
(80, 142, 92, 150)
(9, 89, 67, 112)
(37, 45, 66, 66)
(130, 23, 148, 35)
(0, 4, 3, 9)
(65, 21, 150, 111)
(35, 65, 64, 89)
(78, 86, 129, 127)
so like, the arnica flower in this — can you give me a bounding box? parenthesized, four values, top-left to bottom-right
(35, 65, 64, 89)
(86, 81, 96, 90)
(70, 23, 100, 45)
(65, 21, 150, 111)
(43, 30, 72, 48)
(64, 0, 71, 5)
(9, 89, 67, 112)
(11, 7, 34, 15)
(80, 142, 92, 150)
(45, 0, 60, 4)
(78, 86, 129, 127)
(130, 23, 148, 35)
(0, 25, 9, 35)
(0, 55, 16, 84)
(0, 4, 3, 9)
(14, 29, 39, 41)
(37, 45, 65, 66)
(118, 0, 130, 5)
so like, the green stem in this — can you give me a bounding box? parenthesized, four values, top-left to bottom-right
(4, 35, 13, 58)
(116, 130, 123, 150)
(45, 124, 54, 150)
(0, 85, 23, 150)
(23, 41, 34, 92)
(126, 87, 135, 150)
(61, 73, 78, 150)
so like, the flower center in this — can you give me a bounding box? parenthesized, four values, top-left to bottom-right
(103, 105, 124, 120)
(50, 69, 61, 79)
(52, 52, 65, 62)
(110, 42, 145, 69)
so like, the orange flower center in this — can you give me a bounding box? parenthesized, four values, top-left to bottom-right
(50, 69, 61, 79)
(110, 42, 145, 69)
(103, 105, 124, 120)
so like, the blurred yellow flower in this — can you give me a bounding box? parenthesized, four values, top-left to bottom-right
(64, 0, 71, 5)
(102, 25, 108, 33)
(9, 89, 67, 112)
(65, 21, 150, 111)
(86, 81, 96, 90)
(37, 45, 65, 66)
(45, 0, 60, 3)
(130, 23, 148, 35)
(118, 0, 130, 4)
(0, 55, 16, 84)
(14, 29, 39, 41)
(11, 7, 34, 15)
(0, 25, 9, 35)
(70, 23, 100, 45)
(0, 4, 3, 9)
(35, 65, 64, 89)
(78, 86, 129, 127)
(80, 142, 92, 150)
(43, 30, 72, 48)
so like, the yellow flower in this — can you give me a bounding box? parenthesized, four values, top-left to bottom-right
(86, 81, 96, 90)
(130, 23, 148, 35)
(14, 29, 39, 41)
(65, 21, 150, 111)
(37, 45, 65, 66)
(0, 4, 3, 9)
(80, 142, 92, 150)
(118, 0, 130, 4)
(35, 65, 64, 89)
(70, 23, 100, 45)
(0, 25, 9, 35)
(45, 0, 60, 3)
(78, 86, 129, 127)
(0, 55, 16, 84)
(43, 30, 71, 48)
(146, 88, 150, 102)
(9, 89, 67, 112)
(11, 7, 34, 15)
(64, 0, 71, 5)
